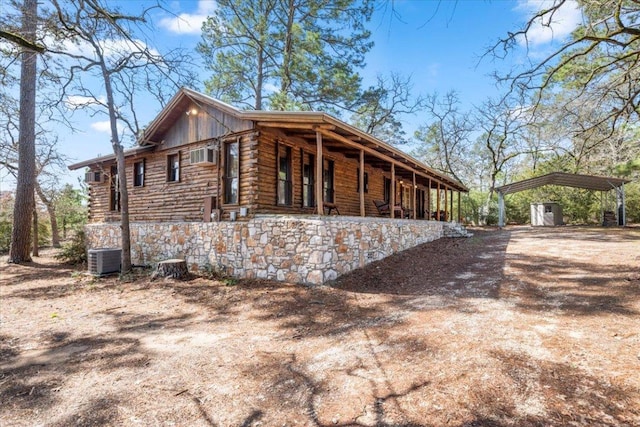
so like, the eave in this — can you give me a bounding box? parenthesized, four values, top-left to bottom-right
(68, 145, 154, 170)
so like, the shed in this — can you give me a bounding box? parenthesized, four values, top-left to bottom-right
(530, 202, 563, 226)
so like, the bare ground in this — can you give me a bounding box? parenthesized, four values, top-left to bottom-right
(1, 226, 639, 427)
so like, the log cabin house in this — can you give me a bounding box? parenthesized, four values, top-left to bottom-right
(69, 88, 467, 223)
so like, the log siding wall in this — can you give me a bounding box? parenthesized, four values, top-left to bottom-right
(86, 127, 441, 222)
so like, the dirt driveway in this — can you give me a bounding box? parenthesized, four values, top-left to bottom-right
(1, 226, 639, 426)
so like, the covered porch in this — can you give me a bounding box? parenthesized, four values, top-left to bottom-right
(251, 112, 468, 222)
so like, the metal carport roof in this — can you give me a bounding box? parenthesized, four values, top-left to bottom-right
(496, 172, 629, 195)
(496, 172, 631, 227)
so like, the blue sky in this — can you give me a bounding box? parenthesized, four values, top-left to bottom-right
(0, 0, 582, 191)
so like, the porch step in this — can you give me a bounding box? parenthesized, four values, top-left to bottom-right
(443, 222, 473, 238)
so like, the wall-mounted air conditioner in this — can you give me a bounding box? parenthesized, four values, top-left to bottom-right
(88, 248, 121, 275)
(84, 171, 104, 183)
(190, 147, 217, 165)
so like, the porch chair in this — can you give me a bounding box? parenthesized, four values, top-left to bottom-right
(314, 201, 340, 215)
(373, 200, 404, 218)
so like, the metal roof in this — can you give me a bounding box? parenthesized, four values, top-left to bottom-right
(71, 87, 467, 192)
(68, 145, 154, 170)
(496, 172, 630, 195)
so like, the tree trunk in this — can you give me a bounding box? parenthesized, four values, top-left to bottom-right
(152, 259, 189, 280)
(32, 197, 39, 257)
(279, 0, 295, 104)
(115, 144, 132, 272)
(9, 0, 37, 264)
(35, 182, 61, 247)
(100, 62, 132, 273)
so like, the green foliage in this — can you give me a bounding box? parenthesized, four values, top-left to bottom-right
(55, 230, 87, 265)
(223, 277, 238, 286)
(199, 261, 227, 280)
(0, 217, 11, 252)
(37, 219, 50, 247)
(625, 182, 640, 223)
(615, 157, 640, 176)
(198, 0, 374, 112)
(55, 184, 87, 238)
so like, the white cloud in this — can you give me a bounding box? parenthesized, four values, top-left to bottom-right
(158, 0, 217, 35)
(46, 35, 160, 64)
(90, 121, 112, 133)
(516, 0, 582, 46)
(90, 120, 124, 135)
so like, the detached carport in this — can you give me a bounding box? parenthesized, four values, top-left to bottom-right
(496, 172, 630, 227)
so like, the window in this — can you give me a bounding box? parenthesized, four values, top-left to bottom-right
(357, 168, 368, 193)
(384, 177, 391, 203)
(302, 153, 315, 208)
(545, 205, 553, 213)
(133, 160, 145, 187)
(167, 153, 180, 182)
(277, 144, 292, 205)
(323, 159, 334, 203)
(224, 140, 239, 204)
(109, 165, 120, 212)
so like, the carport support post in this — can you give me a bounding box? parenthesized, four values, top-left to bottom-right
(618, 184, 626, 226)
(498, 191, 505, 227)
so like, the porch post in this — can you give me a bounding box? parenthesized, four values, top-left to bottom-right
(315, 131, 324, 215)
(449, 189, 453, 222)
(436, 182, 441, 220)
(498, 191, 505, 227)
(457, 191, 461, 223)
(390, 163, 396, 219)
(444, 186, 448, 222)
(427, 178, 431, 219)
(412, 171, 416, 219)
(359, 150, 365, 217)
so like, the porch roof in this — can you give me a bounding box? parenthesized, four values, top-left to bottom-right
(141, 88, 468, 192)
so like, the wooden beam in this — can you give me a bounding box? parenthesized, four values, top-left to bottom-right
(391, 164, 396, 219)
(257, 122, 332, 130)
(450, 189, 454, 222)
(412, 172, 416, 220)
(444, 186, 448, 222)
(457, 191, 461, 223)
(315, 131, 324, 215)
(427, 178, 431, 219)
(436, 182, 441, 221)
(318, 128, 449, 189)
(359, 150, 365, 217)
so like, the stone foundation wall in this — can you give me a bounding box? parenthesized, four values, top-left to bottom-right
(85, 215, 451, 285)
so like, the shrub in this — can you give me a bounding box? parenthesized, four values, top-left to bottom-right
(55, 230, 87, 265)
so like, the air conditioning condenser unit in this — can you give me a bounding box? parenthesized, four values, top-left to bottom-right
(88, 248, 121, 275)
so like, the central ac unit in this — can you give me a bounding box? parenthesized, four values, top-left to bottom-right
(88, 248, 121, 275)
(190, 147, 217, 165)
